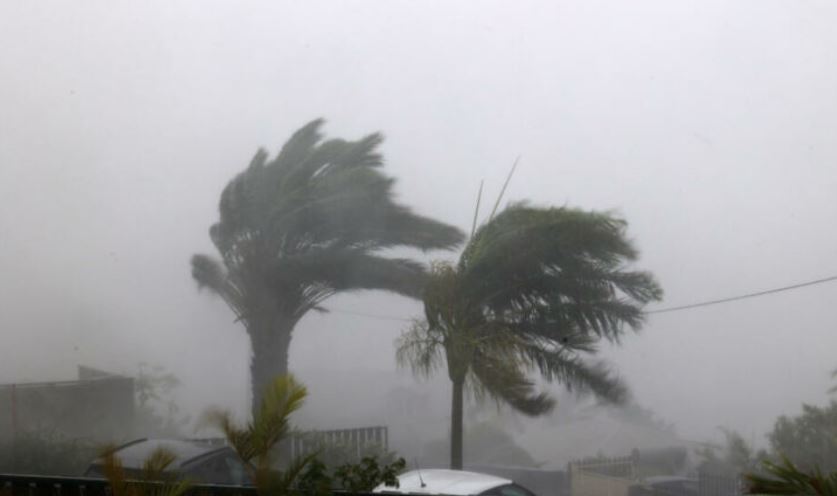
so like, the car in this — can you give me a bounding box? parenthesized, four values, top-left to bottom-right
(84, 438, 251, 486)
(374, 469, 539, 496)
(628, 476, 699, 496)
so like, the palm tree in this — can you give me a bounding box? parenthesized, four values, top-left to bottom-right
(397, 202, 662, 469)
(191, 120, 464, 413)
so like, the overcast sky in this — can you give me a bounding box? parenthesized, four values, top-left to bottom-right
(1, 0, 837, 448)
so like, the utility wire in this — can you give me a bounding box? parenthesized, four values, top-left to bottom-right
(324, 273, 837, 322)
(646, 273, 837, 314)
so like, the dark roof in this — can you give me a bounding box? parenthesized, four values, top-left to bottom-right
(96, 439, 231, 470)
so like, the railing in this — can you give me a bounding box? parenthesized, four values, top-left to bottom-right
(698, 472, 742, 496)
(0, 474, 387, 496)
(289, 426, 388, 460)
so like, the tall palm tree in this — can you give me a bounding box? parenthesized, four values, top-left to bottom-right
(397, 202, 662, 469)
(192, 120, 464, 414)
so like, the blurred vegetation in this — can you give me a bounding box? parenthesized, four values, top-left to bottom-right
(297, 456, 405, 494)
(700, 400, 837, 479)
(768, 402, 837, 473)
(697, 429, 767, 476)
(97, 445, 190, 496)
(746, 456, 837, 496)
(133, 364, 190, 438)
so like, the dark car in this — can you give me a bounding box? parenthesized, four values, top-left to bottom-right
(84, 438, 250, 486)
(629, 476, 699, 496)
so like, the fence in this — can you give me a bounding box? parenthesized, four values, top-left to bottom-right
(288, 426, 388, 461)
(0, 474, 386, 496)
(697, 473, 742, 496)
(568, 454, 638, 496)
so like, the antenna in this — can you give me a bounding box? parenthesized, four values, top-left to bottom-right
(489, 156, 521, 221)
(415, 458, 427, 488)
(470, 180, 484, 238)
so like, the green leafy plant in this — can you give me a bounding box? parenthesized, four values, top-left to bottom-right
(333, 456, 405, 492)
(746, 456, 837, 496)
(98, 445, 191, 496)
(203, 374, 316, 495)
(296, 455, 404, 495)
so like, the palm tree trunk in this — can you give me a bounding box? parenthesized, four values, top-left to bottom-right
(450, 377, 465, 470)
(248, 311, 294, 416)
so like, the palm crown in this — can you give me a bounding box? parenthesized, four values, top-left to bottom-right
(399, 202, 662, 468)
(192, 120, 464, 412)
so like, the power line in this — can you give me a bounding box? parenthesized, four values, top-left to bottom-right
(647, 273, 837, 314)
(322, 307, 413, 322)
(325, 273, 837, 321)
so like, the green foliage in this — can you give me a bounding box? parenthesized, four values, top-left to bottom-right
(333, 456, 405, 492)
(204, 374, 322, 496)
(296, 456, 405, 495)
(203, 374, 406, 495)
(0, 429, 97, 475)
(698, 429, 768, 476)
(204, 375, 307, 477)
(746, 456, 837, 496)
(397, 203, 661, 467)
(133, 364, 189, 438)
(191, 120, 464, 411)
(768, 402, 837, 473)
(98, 445, 191, 496)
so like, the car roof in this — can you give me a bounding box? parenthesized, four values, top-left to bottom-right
(375, 469, 512, 495)
(93, 439, 231, 470)
(644, 476, 698, 485)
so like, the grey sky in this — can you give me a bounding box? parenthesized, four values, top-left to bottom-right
(1, 0, 836, 450)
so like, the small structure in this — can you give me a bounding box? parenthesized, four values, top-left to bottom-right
(0, 366, 135, 442)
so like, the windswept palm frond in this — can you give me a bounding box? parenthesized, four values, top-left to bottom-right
(469, 350, 554, 416)
(192, 120, 464, 413)
(203, 374, 314, 496)
(98, 445, 190, 496)
(250, 375, 307, 467)
(517, 344, 628, 404)
(746, 456, 837, 496)
(204, 375, 307, 472)
(397, 201, 660, 469)
(396, 320, 445, 379)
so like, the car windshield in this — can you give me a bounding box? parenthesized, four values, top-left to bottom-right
(1, 3, 835, 496)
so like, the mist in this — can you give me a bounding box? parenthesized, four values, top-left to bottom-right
(2, 0, 837, 478)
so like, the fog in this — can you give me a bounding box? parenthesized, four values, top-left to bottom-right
(2, 0, 837, 469)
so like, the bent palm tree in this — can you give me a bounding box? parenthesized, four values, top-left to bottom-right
(398, 203, 662, 469)
(192, 120, 464, 413)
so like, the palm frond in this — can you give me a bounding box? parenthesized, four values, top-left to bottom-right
(251, 375, 307, 467)
(470, 350, 554, 416)
(746, 456, 837, 495)
(396, 320, 445, 379)
(519, 345, 628, 404)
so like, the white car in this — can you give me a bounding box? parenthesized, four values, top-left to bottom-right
(374, 469, 538, 496)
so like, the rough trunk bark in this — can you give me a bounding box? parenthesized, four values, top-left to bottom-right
(450, 377, 465, 470)
(248, 312, 294, 417)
